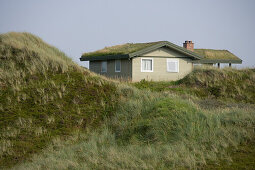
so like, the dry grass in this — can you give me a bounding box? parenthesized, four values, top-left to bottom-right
(0, 32, 72, 63)
(194, 49, 241, 60)
(0, 32, 80, 91)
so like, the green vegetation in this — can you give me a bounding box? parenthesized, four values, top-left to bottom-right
(194, 49, 241, 61)
(13, 85, 255, 169)
(0, 32, 118, 168)
(81, 41, 164, 58)
(204, 140, 255, 169)
(134, 67, 255, 104)
(1, 32, 254, 169)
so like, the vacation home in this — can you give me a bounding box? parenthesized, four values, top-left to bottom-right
(80, 41, 242, 81)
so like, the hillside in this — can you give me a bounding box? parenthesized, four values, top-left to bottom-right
(0, 32, 118, 168)
(14, 83, 255, 169)
(1, 32, 255, 169)
(134, 67, 255, 104)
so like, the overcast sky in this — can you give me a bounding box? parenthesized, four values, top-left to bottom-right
(0, 0, 254, 68)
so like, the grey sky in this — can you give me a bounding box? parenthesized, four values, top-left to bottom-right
(0, 0, 254, 68)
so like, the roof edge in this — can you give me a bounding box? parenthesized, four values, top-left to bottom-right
(192, 59, 242, 64)
(80, 54, 129, 61)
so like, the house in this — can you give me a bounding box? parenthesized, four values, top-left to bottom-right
(80, 41, 242, 81)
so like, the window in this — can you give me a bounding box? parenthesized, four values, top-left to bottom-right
(167, 59, 179, 72)
(141, 58, 153, 72)
(101, 61, 107, 72)
(115, 60, 121, 72)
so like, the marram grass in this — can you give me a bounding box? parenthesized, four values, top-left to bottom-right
(13, 85, 255, 169)
(0, 32, 118, 168)
(134, 67, 255, 104)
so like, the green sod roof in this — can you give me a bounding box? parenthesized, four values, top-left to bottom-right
(193, 49, 242, 63)
(194, 49, 240, 60)
(80, 41, 241, 64)
(81, 41, 164, 58)
(80, 41, 203, 61)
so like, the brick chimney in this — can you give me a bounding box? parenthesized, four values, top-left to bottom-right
(183, 41, 194, 51)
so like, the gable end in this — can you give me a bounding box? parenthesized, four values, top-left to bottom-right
(129, 41, 203, 60)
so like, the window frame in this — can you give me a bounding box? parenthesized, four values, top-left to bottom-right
(166, 58, 179, 73)
(115, 60, 121, 72)
(101, 61, 107, 73)
(141, 58, 153, 72)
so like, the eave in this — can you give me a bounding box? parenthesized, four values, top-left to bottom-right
(192, 59, 242, 64)
(80, 54, 129, 61)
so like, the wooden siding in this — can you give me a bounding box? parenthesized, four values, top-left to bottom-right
(89, 59, 132, 80)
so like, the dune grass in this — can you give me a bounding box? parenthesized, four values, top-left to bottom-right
(134, 67, 255, 104)
(0, 32, 118, 168)
(13, 85, 255, 169)
(204, 140, 255, 169)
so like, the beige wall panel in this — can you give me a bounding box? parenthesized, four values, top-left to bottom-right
(132, 57, 193, 82)
(142, 47, 187, 58)
(90, 59, 132, 80)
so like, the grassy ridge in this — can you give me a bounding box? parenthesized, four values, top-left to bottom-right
(0, 32, 118, 168)
(134, 67, 255, 104)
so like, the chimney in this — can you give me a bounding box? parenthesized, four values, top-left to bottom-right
(183, 40, 194, 51)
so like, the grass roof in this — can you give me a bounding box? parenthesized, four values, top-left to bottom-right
(82, 41, 166, 58)
(194, 49, 241, 60)
(81, 41, 241, 62)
